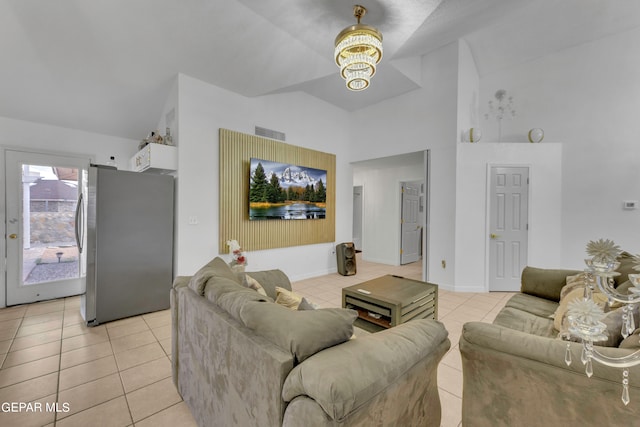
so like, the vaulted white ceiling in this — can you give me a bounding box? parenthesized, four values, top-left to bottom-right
(1, 0, 639, 140)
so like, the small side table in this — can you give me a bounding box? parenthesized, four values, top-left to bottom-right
(342, 275, 438, 333)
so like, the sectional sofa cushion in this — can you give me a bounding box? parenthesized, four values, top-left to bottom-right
(204, 276, 273, 320)
(240, 301, 357, 363)
(188, 256, 241, 295)
(520, 266, 581, 301)
(282, 319, 449, 421)
(504, 293, 558, 318)
(245, 269, 293, 300)
(493, 307, 556, 338)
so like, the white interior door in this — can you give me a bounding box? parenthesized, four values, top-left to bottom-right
(5, 150, 89, 305)
(489, 166, 529, 291)
(401, 182, 421, 265)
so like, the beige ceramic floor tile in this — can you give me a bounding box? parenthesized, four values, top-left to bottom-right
(119, 356, 172, 393)
(62, 323, 106, 340)
(63, 311, 85, 327)
(147, 312, 172, 328)
(59, 355, 118, 391)
(0, 354, 60, 388)
(439, 388, 463, 427)
(134, 401, 197, 427)
(54, 395, 132, 427)
(24, 300, 65, 317)
(441, 345, 462, 371)
(0, 393, 57, 427)
(56, 373, 124, 420)
(158, 338, 172, 356)
(106, 319, 150, 340)
(114, 342, 165, 371)
(0, 319, 20, 341)
(0, 372, 58, 403)
(110, 330, 157, 354)
(105, 315, 145, 329)
(61, 327, 109, 353)
(60, 341, 113, 370)
(437, 363, 463, 399)
(64, 296, 81, 309)
(2, 341, 60, 368)
(9, 328, 62, 352)
(150, 325, 171, 341)
(125, 377, 182, 422)
(0, 306, 27, 322)
(0, 339, 13, 355)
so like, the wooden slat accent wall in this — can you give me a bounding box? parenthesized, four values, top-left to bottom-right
(219, 128, 336, 252)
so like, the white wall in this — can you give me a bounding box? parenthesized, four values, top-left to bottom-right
(479, 26, 640, 268)
(352, 160, 423, 265)
(0, 116, 138, 307)
(350, 42, 460, 287)
(456, 143, 563, 292)
(175, 74, 353, 281)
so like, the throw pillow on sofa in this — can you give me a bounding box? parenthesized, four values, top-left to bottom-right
(552, 273, 609, 331)
(239, 301, 357, 363)
(275, 286, 304, 309)
(297, 297, 318, 311)
(554, 274, 639, 347)
(242, 274, 267, 296)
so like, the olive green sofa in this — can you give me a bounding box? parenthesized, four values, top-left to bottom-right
(460, 259, 640, 427)
(171, 257, 451, 427)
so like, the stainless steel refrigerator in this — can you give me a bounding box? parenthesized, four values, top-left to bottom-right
(79, 165, 174, 326)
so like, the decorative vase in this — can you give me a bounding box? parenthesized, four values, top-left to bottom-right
(465, 128, 482, 143)
(528, 128, 544, 143)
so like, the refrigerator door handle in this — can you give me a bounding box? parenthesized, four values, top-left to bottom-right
(75, 192, 84, 254)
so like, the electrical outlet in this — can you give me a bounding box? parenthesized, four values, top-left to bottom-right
(188, 216, 198, 225)
(441, 260, 446, 269)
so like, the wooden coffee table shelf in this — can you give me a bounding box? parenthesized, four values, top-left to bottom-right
(342, 275, 438, 333)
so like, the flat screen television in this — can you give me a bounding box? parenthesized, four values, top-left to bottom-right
(249, 158, 327, 220)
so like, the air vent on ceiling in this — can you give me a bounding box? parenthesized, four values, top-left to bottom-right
(255, 126, 285, 142)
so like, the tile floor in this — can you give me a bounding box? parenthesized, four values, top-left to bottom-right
(0, 254, 513, 426)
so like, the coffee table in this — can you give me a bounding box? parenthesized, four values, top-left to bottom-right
(342, 275, 438, 333)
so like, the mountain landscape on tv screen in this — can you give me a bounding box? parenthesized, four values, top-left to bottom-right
(249, 158, 327, 220)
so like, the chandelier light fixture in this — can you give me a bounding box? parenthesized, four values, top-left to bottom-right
(564, 238, 640, 405)
(334, 5, 383, 91)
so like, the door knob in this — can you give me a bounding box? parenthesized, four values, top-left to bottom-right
(9, 233, 18, 239)
(490, 233, 500, 239)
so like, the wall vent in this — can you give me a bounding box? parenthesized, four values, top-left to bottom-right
(255, 126, 286, 141)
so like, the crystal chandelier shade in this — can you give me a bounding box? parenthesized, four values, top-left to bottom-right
(564, 239, 640, 405)
(334, 5, 383, 91)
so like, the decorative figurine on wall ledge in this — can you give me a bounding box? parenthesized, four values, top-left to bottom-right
(528, 128, 544, 143)
(464, 127, 482, 143)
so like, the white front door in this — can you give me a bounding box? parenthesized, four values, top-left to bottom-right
(489, 167, 529, 291)
(5, 150, 89, 305)
(401, 182, 421, 265)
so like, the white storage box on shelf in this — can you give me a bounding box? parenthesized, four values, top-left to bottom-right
(131, 143, 177, 173)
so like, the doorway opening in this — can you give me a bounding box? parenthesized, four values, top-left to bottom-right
(352, 150, 429, 279)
